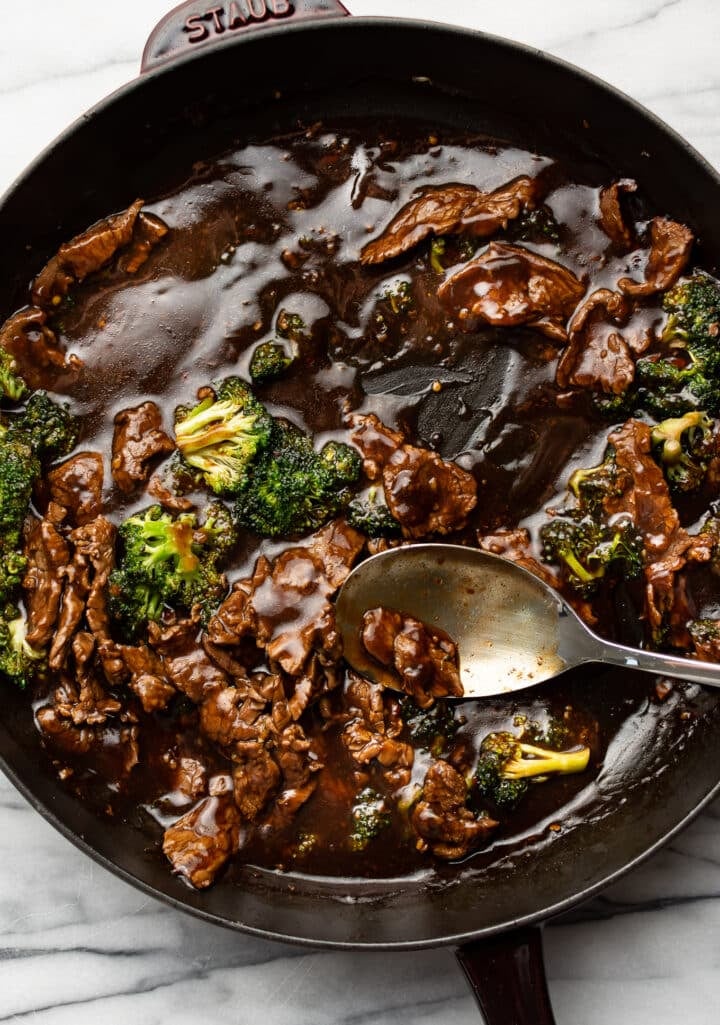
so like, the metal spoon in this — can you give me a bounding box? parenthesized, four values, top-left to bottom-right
(336, 543, 720, 698)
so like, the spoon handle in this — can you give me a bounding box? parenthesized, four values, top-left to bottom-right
(593, 637, 720, 688)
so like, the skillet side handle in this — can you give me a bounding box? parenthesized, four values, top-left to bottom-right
(141, 0, 350, 73)
(456, 926, 557, 1025)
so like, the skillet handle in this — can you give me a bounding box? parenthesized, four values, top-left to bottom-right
(142, 0, 350, 72)
(456, 926, 556, 1025)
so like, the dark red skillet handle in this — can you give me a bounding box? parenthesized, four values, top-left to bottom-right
(457, 927, 557, 1025)
(142, 0, 350, 72)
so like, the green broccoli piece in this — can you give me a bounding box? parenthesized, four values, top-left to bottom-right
(0, 425, 39, 551)
(651, 410, 714, 492)
(109, 504, 233, 638)
(174, 377, 272, 495)
(506, 206, 560, 244)
(628, 273, 720, 416)
(233, 419, 362, 539)
(568, 447, 628, 515)
(8, 391, 78, 461)
(275, 310, 307, 342)
(249, 341, 294, 385)
(429, 238, 446, 274)
(346, 489, 402, 539)
(349, 787, 390, 851)
(474, 731, 590, 810)
(401, 696, 458, 756)
(540, 515, 644, 597)
(0, 607, 44, 688)
(0, 550, 27, 606)
(382, 280, 414, 315)
(0, 348, 28, 402)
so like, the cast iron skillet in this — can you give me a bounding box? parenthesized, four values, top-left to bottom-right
(2, 3, 720, 1022)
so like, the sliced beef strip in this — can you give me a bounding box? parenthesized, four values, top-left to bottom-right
(111, 401, 174, 494)
(349, 413, 477, 537)
(52, 632, 122, 726)
(604, 420, 712, 637)
(32, 200, 167, 307)
(360, 176, 539, 264)
(120, 644, 176, 713)
(23, 519, 71, 649)
(0, 306, 78, 390)
(148, 618, 229, 703)
(147, 474, 195, 512)
(618, 217, 693, 297)
(162, 794, 241, 889)
(556, 289, 637, 395)
(348, 413, 404, 482)
(207, 520, 364, 678)
(70, 517, 125, 686)
(411, 760, 497, 859)
(232, 747, 282, 820)
(47, 452, 104, 527)
(341, 673, 414, 789)
(438, 242, 586, 343)
(598, 179, 638, 251)
(48, 555, 92, 671)
(361, 607, 464, 707)
(383, 444, 477, 538)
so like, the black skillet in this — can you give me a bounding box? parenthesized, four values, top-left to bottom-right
(2, 3, 720, 1022)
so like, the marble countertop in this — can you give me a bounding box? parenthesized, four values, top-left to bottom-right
(1, 1, 719, 1021)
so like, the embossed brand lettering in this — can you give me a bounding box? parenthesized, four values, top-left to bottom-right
(185, 0, 294, 42)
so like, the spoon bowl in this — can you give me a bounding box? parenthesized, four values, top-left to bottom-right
(336, 544, 720, 698)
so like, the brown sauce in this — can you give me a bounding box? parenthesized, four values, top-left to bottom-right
(11, 118, 714, 885)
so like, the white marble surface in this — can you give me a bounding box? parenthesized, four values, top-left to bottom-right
(1, 1, 720, 1022)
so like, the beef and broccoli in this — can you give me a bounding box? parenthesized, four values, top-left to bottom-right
(0, 120, 717, 888)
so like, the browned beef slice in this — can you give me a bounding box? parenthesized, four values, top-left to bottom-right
(598, 179, 638, 251)
(147, 474, 195, 512)
(360, 176, 538, 264)
(120, 644, 176, 712)
(361, 607, 464, 707)
(556, 289, 637, 395)
(173, 757, 208, 802)
(438, 242, 586, 342)
(162, 795, 240, 889)
(71, 517, 125, 685)
(383, 445, 477, 538)
(618, 217, 693, 297)
(200, 682, 273, 756)
(48, 556, 91, 671)
(148, 618, 229, 703)
(32, 200, 144, 307)
(206, 578, 256, 647)
(232, 747, 281, 820)
(52, 632, 122, 726)
(47, 452, 104, 526)
(111, 401, 174, 493)
(341, 674, 414, 788)
(0, 306, 78, 390)
(411, 760, 497, 859)
(305, 519, 366, 590)
(119, 212, 169, 274)
(23, 519, 71, 648)
(349, 413, 405, 481)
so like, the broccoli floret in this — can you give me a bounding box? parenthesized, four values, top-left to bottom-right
(474, 731, 590, 810)
(382, 279, 414, 314)
(109, 505, 233, 638)
(429, 238, 446, 274)
(349, 787, 390, 851)
(635, 356, 710, 418)
(8, 391, 78, 461)
(249, 341, 294, 385)
(0, 549, 27, 606)
(0, 607, 44, 688)
(540, 515, 644, 597)
(651, 410, 714, 493)
(663, 272, 720, 353)
(688, 618, 720, 649)
(275, 310, 307, 342)
(174, 377, 272, 495)
(514, 714, 570, 751)
(0, 348, 28, 402)
(401, 696, 458, 756)
(0, 427, 39, 551)
(506, 206, 560, 244)
(233, 419, 362, 539)
(568, 447, 628, 514)
(346, 492, 402, 539)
